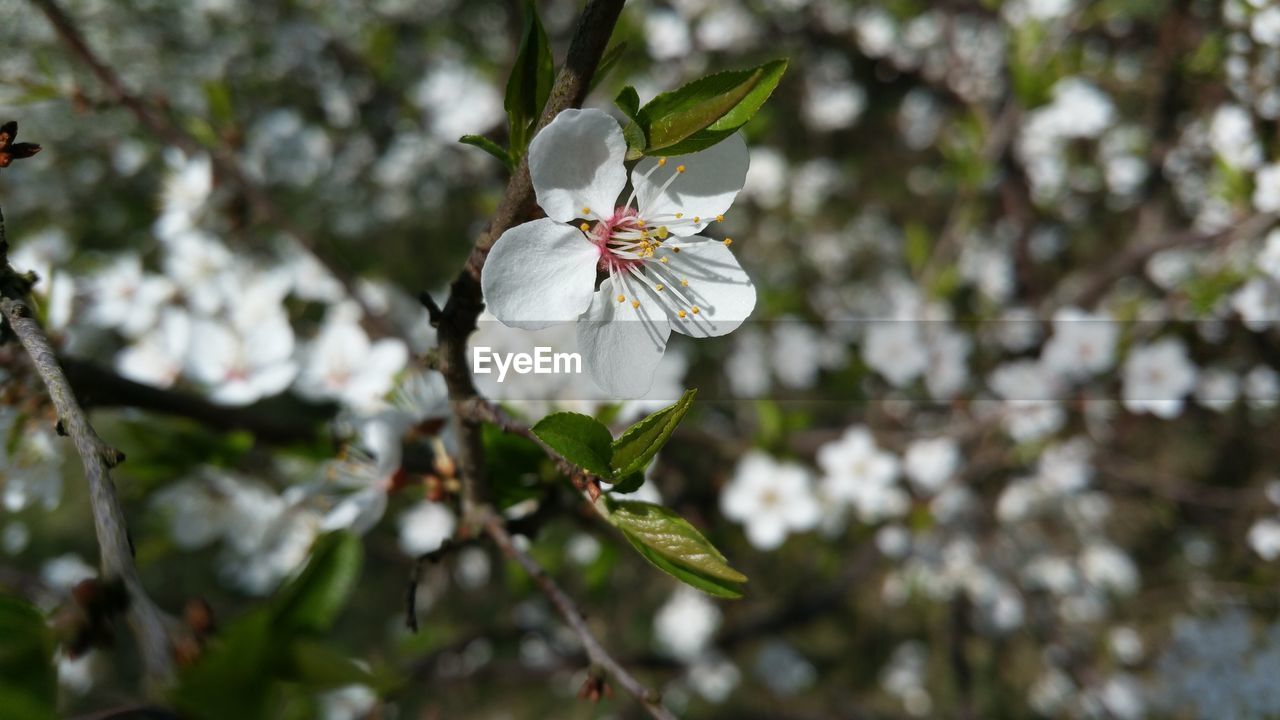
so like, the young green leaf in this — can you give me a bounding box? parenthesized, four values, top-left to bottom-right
(637, 59, 788, 156)
(504, 0, 554, 158)
(609, 470, 645, 494)
(483, 423, 551, 509)
(531, 412, 615, 477)
(459, 135, 515, 171)
(605, 498, 746, 598)
(610, 389, 696, 477)
(589, 41, 628, 92)
(273, 531, 363, 634)
(615, 85, 647, 157)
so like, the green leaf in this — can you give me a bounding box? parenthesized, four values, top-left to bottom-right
(0, 595, 56, 720)
(285, 639, 378, 690)
(589, 41, 629, 92)
(483, 423, 551, 509)
(531, 412, 615, 477)
(609, 470, 645, 494)
(610, 389, 696, 477)
(273, 532, 363, 634)
(459, 134, 515, 171)
(636, 60, 787, 155)
(172, 610, 277, 720)
(504, 0, 554, 158)
(604, 499, 746, 598)
(615, 86, 647, 157)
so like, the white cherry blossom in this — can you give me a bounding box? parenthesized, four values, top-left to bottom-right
(1122, 338, 1198, 418)
(720, 450, 820, 550)
(294, 312, 409, 411)
(481, 108, 755, 397)
(817, 426, 908, 522)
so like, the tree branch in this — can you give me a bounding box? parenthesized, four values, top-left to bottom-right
(480, 510, 677, 720)
(435, 0, 625, 519)
(1, 228, 175, 687)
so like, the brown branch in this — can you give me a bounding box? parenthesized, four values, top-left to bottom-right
(1061, 211, 1276, 310)
(27, 0, 391, 334)
(435, 0, 625, 518)
(1, 246, 175, 687)
(480, 510, 677, 720)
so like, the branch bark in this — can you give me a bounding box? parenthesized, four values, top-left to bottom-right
(480, 510, 677, 720)
(1, 240, 175, 686)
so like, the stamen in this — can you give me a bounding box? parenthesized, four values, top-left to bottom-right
(681, 278, 689, 287)
(676, 164, 686, 173)
(631, 299, 641, 309)
(678, 310, 687, 318)
(691, 306, 700, 314)
(655, 284, 664, 291)
(723, 238, 733, 246)
(580, 222, 590, 232)
(582, 206, 591, 215)
(675, 213, 684, 219)
(659, 257, 669, 263)
(616, 294, 625, 303)
(658, 158, 667, 167)
(716, 214, 725, 222)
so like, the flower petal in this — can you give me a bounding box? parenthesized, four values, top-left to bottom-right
(528, 108, 628, 222)
(482, 218, 600, 330)
(577, 285, 671, 399)
(631, 133, 749, 236)
(648, 239, 756, 337)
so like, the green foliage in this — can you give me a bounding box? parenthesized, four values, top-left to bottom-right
(483, 423, 552, 509)
(611, 389, 697, 477)
(603, 499, 747, 599)
(0, 595, 56, 720)
(459, 135, 515, 172)
(531, 412, 615, 477)
(504, 0, 554, 162)
(621, 60, 787, 158)
(172, 532, 376, 720)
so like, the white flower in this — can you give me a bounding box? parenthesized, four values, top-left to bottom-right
(1041, 307, 1119, 379)
(1254, 163, 1280, 213)
(1248, 518, 1280, 560)
(1122, 338, 1198, 419)
(481, 109, 755, 398)
(1209, 104, 1262, 170)
(319, 685, 378, 720)
(863, 322, 928, 387)
(295, 315, 408, 411)
(398, 501, 456, 556)
(116, 308, 192, 388)
(1232, 277, 1280, 331)
(87, 254, 176, 338)
(720, 450, 820, 550)
(186, 312, 298, 406)
(161, 230, 233, 314)
(903, 437, 959, 493)
(155, 152, 213, 240)
(653, 587, 721, 660)
(988, 360, 1066, 441)
(1259, 229, 1280, 282)
(817, 426, 907, 522)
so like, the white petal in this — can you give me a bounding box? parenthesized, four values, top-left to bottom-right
(528, 108, 628, 222)
(577, 285, 671, 399)
(651, 240, 756, 337)
(482, 219, 600, 330)
(632, 133, 749, 236)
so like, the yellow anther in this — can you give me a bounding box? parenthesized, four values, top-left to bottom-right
(678, 310, 687, 319)
(582, 206, 591, 215)
(672, 247, 681, 253)
(616, 294, 625, 303)
(580, 222, 590, 232)
(691, 306, 700, 314)
(658, 157, 668, 167)
(681, 278, 689, 287)
(693, 216, 700, 223)
(660, 257, 669, 263)
(715, 214, 725, 222)
(675, 212, 684, 219)
(631, 299, 640, 309)
(657, 226, 669, 239)
(676, 164, 686, 173)
(723, 237, 733, 246)
(655, 284, 665, 291)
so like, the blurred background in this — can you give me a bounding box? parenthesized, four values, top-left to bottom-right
(4, 0, 1280, 717)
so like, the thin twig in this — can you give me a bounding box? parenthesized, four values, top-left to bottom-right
(480, 510, 677, 720)
(0, 245, 175, 686)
